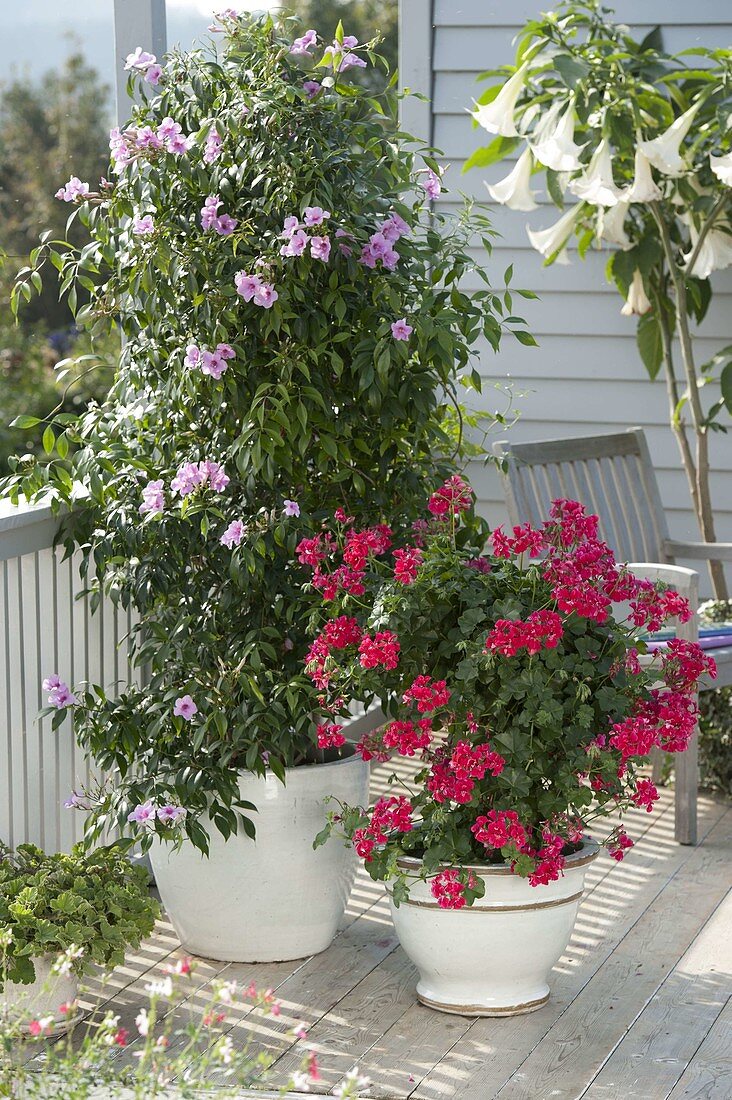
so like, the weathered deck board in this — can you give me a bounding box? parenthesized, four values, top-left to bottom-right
(65, 769, 731, 1100)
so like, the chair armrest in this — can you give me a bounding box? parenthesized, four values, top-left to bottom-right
(664, 539, 732, 563)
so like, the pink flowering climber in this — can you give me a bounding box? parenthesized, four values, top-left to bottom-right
(280, 229, 309, 257)
(234, 272, 261, 302)
(290, 28, 318, 56)
(127, 800, 157, 826)
(55, 177, 90, 202)
(253, 283, 278, 308)
(124, 48, 157, 71)
(173, 695, 198, 720)
(157, 804, 187, 825)
(42, 674, 77, 709)
(310, 236, 331, 262)
(203, 125, 223, 164)
(200, 195, 223, 230)
(220, 519, 245, 548)
(145, 64, 163, 86)
(422, 168, 442, 200)
(133, 214, 155, 235)
(139, 479, 165, 515)
(391, 318, 413, 341)
(303, 80, 322, 98)
(283, 499, 300, 517)
(304, 206, 331, 227)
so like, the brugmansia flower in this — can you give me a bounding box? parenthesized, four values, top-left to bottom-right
(639, 103, 700, 176)
(486, 147, 538, 211)
(620, 270, 652, 316)
(569, 140, 624, 206)
(597, 200, 632, 249)
(472, 62, 530, 138)
(624, 147, 662, 203)
(527, 202, 585, 262)
(683, 224, 732, 279)
(531, 102, 585, 172)
(710, 152, 732, 186)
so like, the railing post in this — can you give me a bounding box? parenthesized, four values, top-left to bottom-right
(113, 0, 168, 126)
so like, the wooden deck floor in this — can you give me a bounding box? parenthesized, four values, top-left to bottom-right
(75, 765, 732, 1099)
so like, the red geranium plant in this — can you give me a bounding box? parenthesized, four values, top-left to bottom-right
(303, 479, 716, 908)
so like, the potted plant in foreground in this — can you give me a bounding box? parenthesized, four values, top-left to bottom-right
(0, 842, 158, 1035)
(304, 480, 715, 1015)
(5, 12, 532, 963)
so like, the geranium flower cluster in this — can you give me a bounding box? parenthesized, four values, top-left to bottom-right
(303, 482, 715, 911)
(352, 795, 414, 862)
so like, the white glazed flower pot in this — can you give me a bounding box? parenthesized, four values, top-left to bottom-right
(149, 749, 370, 963)
(3, 956, 80, 1035)
(390, 840, 599, 1016)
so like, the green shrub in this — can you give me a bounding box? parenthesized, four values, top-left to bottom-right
(0, 843, 159, 986)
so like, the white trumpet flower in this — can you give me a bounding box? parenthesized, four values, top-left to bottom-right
(683, 224, 732, 279)
(621, 270, 652, 316)
(625, 147, 662, 203)
(568, 140, 624, 206)
(638, 103, 700, 176)
(597, 200, 632, 249)
(531, 102, 586, 172)
(527, 202, 585, 261)
(472, 62, 530, 138)
(486, 147, 538, 211)
(710, 152, 732, 186)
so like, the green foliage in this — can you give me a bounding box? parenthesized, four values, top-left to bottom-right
(285, 0, 397, 95)
(0, 843, 158, 987)
(698, 599, 732, 796)
(2, 15, 532, 851)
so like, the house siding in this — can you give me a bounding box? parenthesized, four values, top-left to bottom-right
(399, 0, 732, 592)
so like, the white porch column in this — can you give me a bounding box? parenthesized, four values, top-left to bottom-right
(113, 0, 168, 125)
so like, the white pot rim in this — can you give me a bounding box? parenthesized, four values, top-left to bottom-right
(395, 837, 601, 877)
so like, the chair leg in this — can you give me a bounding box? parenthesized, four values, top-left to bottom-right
(675, 722, 698, 845)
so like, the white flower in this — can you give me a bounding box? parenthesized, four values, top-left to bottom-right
(213, 979, 237, 1005)
(527, 202, 585, 261)
(597, 200, 632, 249)
(216, 1035, 234, 1065)
(486, 146, 538, 211)
(334, 1066, 371, 1097)
(683, 224, 732, 279)
(52, 944, 84, 976)
(145, 976, 173, 999)
(136, 1009, 150, 1037)
(569, 140, 624, 207)
(472, 62, 530, 138)
(291, 1071, 311, 1090)
(624, 147, 662, 203)
(531, 102, 586, 172)
(621, 270, 652, 316)
(639, 103, 700, 176)
(710, 152, 732, 186)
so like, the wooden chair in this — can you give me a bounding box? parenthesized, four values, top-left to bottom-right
(493, 426, 732, 845)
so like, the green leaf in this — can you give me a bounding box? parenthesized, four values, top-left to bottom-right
(638, 26, 664, 53)
(554, 54, 590, 85)
(636, 312, 663, 379)
(10, 415, 42, 430)
(463, 136, 519, 173)
(42, 426, 55, 455)
(721, 362, 732, 415)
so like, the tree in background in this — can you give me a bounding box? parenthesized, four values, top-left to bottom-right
(286, 0, 397, 93)
(0, 50, 115, 469)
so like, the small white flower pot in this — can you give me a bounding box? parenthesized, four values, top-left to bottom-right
(150, 749, 370, 963)
(3, 956, 80, 1036)
(389, 840, 599, 1016)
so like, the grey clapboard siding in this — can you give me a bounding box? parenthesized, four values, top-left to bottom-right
(400, 1, 732, 591)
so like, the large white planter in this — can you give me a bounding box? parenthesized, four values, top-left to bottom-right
(390, 840, 599, 1016)
(3, 956, 80, 1036)
(150, 750, 370, 963)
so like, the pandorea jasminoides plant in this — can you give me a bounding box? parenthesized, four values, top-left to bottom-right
(306, 480, 716, 908)
(467, 0, 732, 599)
(5, 14, 533, 852)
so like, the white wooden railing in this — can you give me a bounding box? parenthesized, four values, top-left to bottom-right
(0, 499, 139, 853)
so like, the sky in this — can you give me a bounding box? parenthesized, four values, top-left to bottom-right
(0, 1, 277, 112)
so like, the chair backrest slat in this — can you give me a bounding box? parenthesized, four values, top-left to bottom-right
(493, 427, 672, 565)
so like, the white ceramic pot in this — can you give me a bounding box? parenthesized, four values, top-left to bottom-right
(389, 840, 599, 1017)
(150, 749, 370, 963)
(3, 956, 80, 1035)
